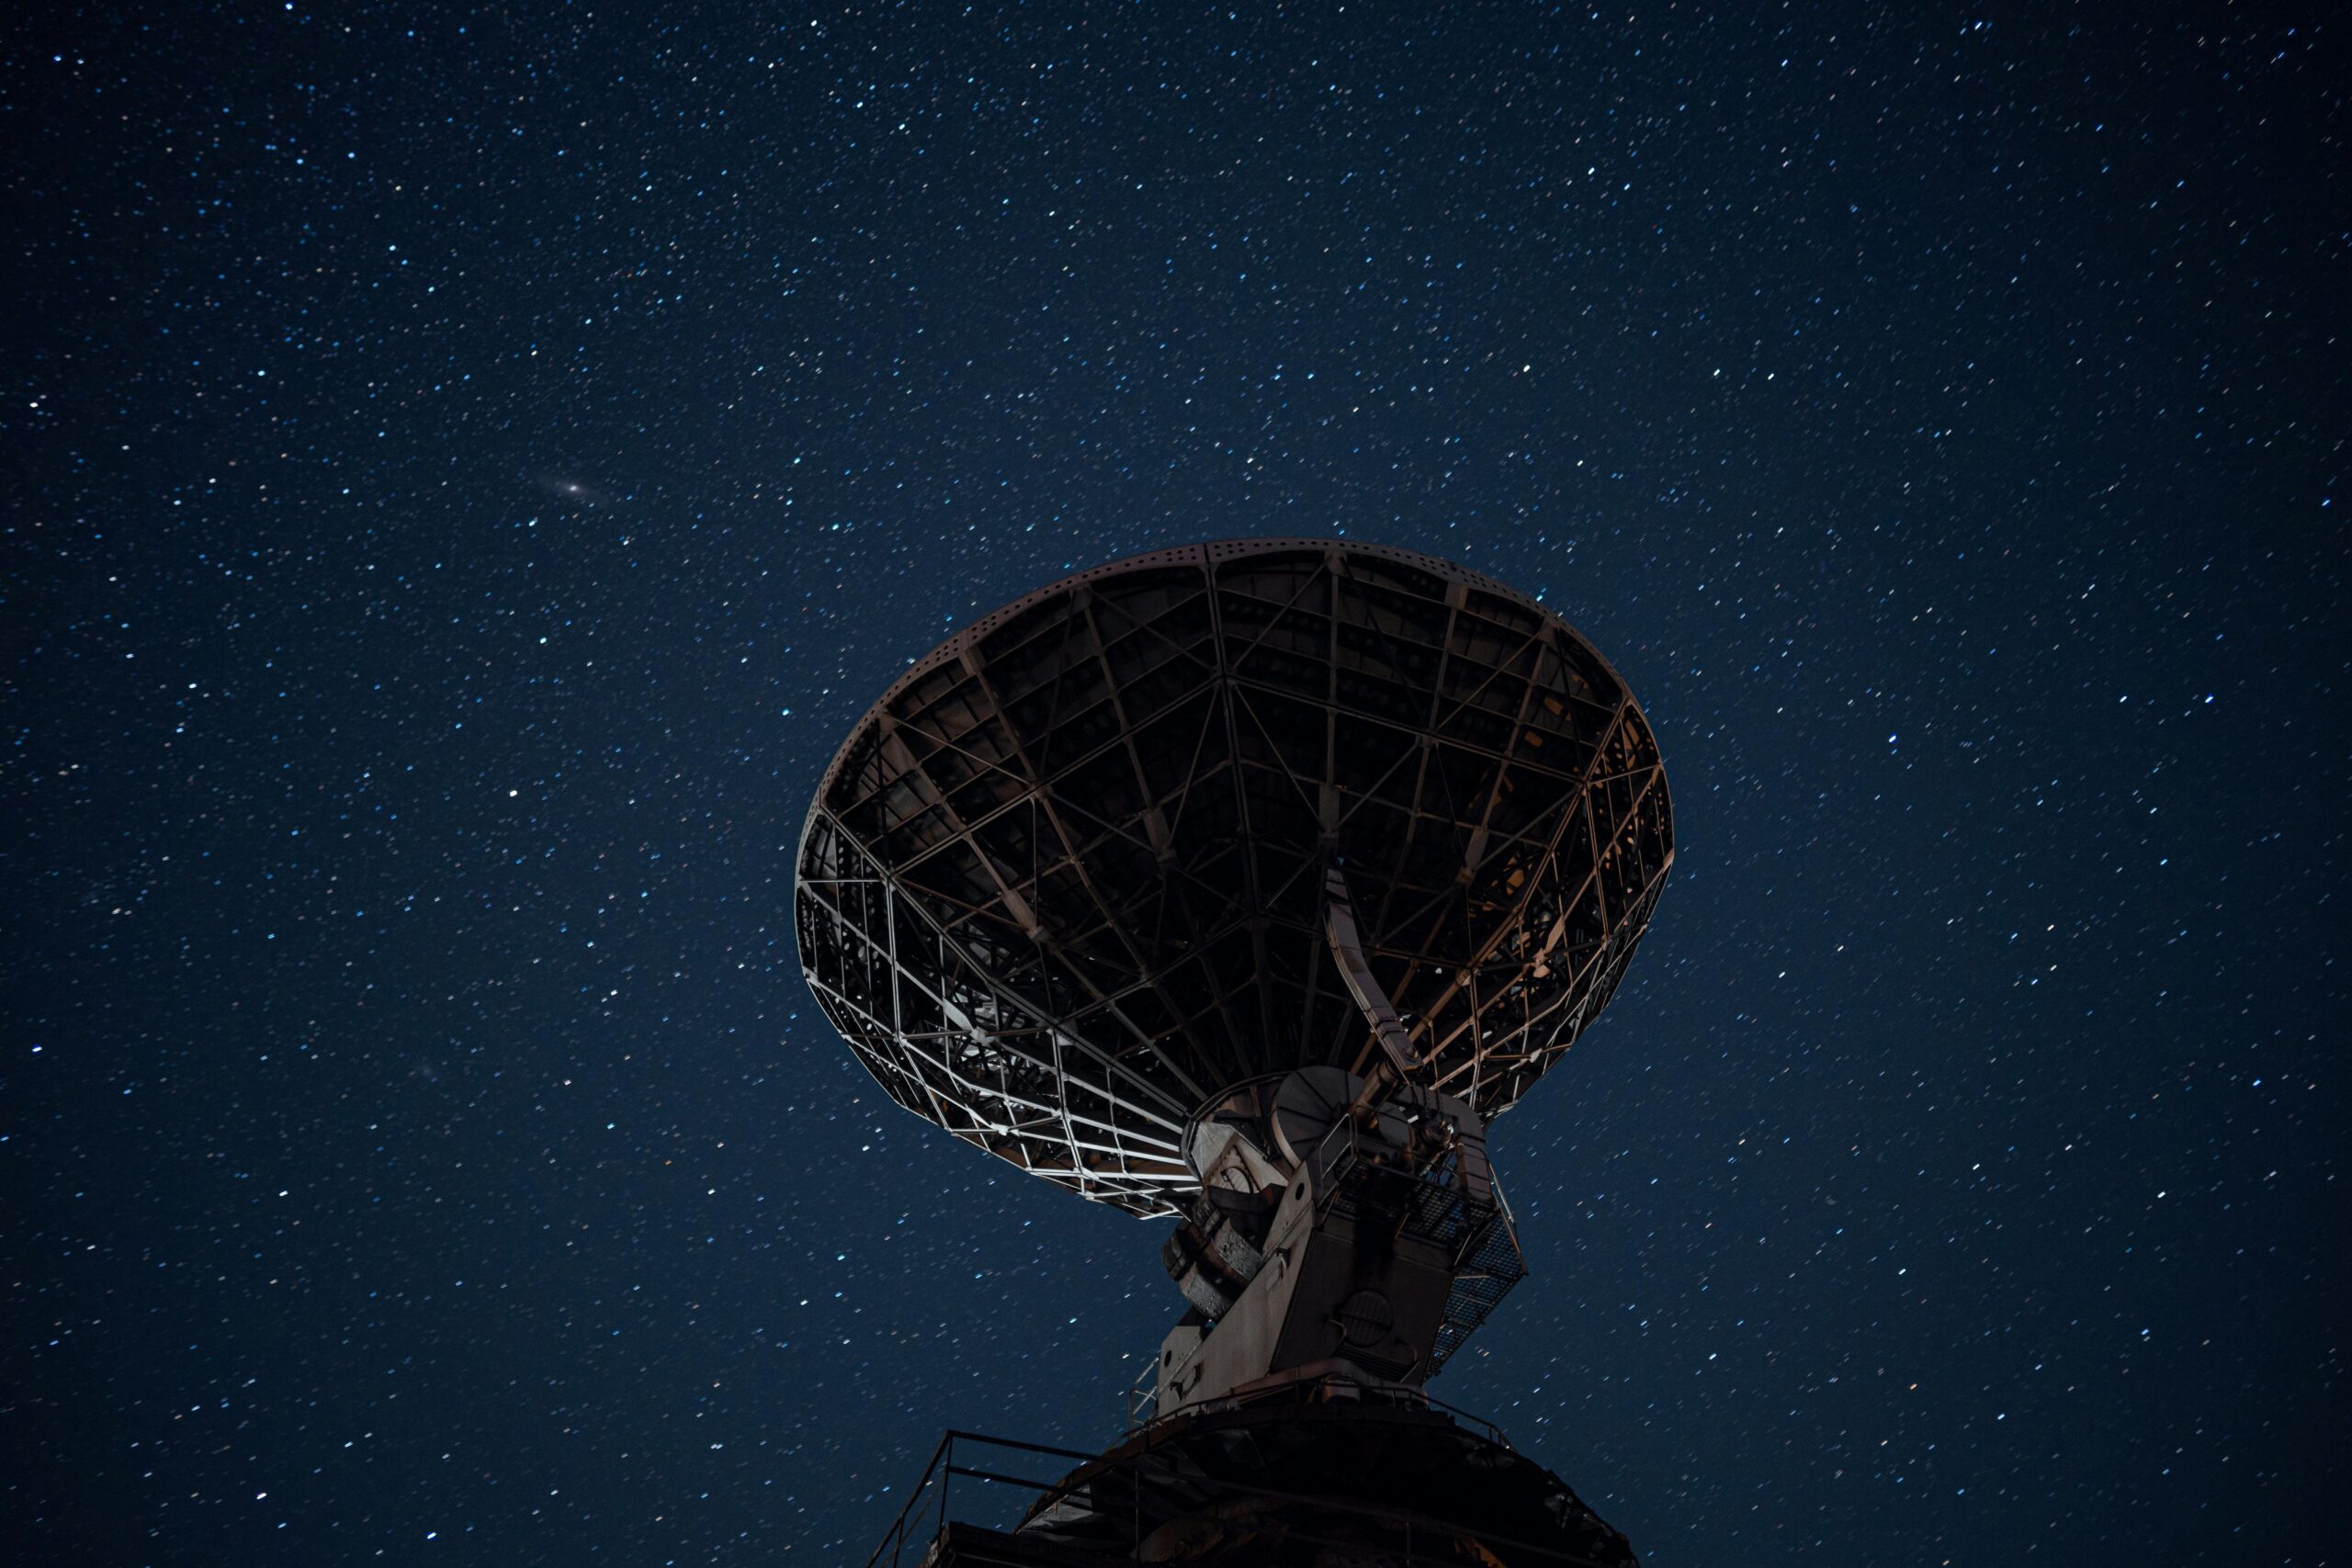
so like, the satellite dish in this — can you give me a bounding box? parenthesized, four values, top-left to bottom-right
(795, 539, 1673, 1217)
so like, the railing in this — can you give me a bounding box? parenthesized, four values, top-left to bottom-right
(861, 1406, 1631, 1568)
(862, 1429, 1105, 1568)
(1123, 1354, 1159, 1429)
(1305, 1113, 1529, 1371)
(1306, 1109, 1508, 1236)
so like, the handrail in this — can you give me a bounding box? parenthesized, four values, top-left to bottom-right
(862, 1430, 1109, 1568)
(865, 1414, 1633, 1568)
(936, 1427, 1103, 1463)
(942, 1461, 1072, 1492)
(862, 1430, 951, 1568)
(1124, 1353, 1159, 1428)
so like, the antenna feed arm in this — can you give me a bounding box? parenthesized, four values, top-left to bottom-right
(1324, 868, 1430, 1076)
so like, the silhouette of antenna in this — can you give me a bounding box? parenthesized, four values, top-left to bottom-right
(797, 539, 1673, 1564)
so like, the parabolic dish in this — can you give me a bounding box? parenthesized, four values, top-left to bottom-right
(794, 539, 1673, 1217)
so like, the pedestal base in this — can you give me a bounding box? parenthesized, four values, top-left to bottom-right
(874, 1382, 1638, 1568)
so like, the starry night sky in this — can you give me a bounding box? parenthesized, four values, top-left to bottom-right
(6, 4, 2346, 1563)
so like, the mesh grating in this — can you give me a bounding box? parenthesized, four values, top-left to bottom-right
(1432, 1205, 1532, 1371)
(795, 540, 1674, 1216)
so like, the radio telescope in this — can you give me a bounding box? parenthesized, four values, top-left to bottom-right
(796, 539, 1672, 1564)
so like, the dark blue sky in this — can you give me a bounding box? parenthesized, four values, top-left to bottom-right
(6, 4, 2344, 1563)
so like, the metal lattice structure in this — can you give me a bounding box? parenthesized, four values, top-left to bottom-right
(795, 539, 1673, 1218)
